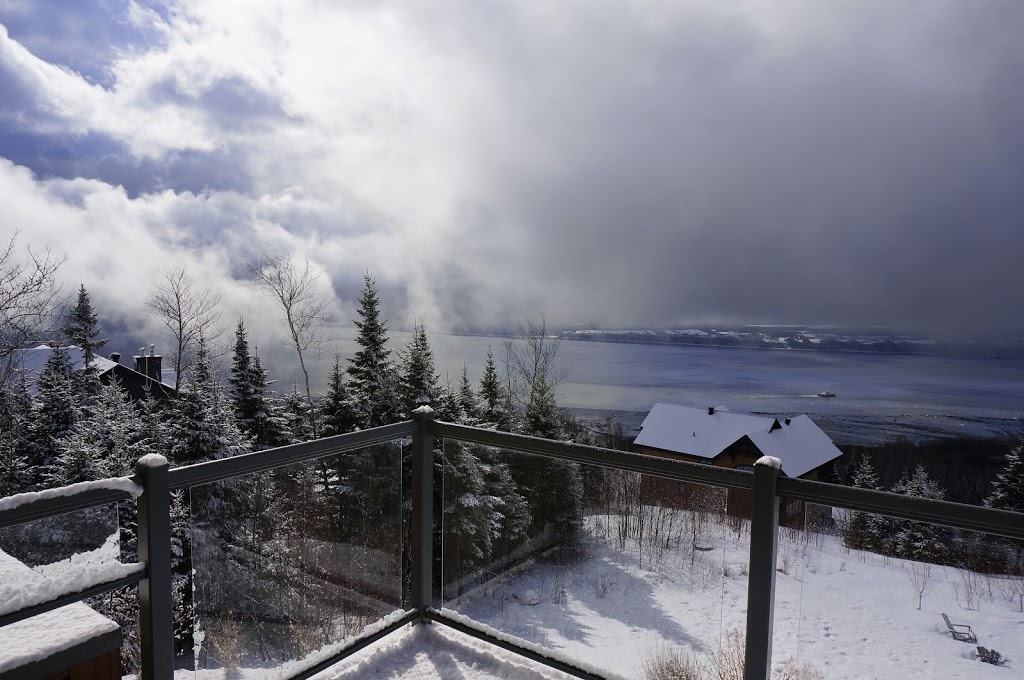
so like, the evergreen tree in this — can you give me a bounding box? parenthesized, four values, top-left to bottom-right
(523, 374, 561, 439)
(321, 357, 360, 437)
(0, 375, 34, 495)
(893, 465, 951, 562)
(28, 345, 77, 470)
(229, 319, 261, 429)
(347, 274, 400, 427)
(478, 346, 503, 425)
(845, 454, 882, 551)
(399, 323, 437, 417)
(434, 376, 464, 423)
(458, 365, 479, 423)
(228, 320, 289, 449)
(987, 433, 1024, 513)
(166, 340, 249, 465)
(442, 440, 498, 588)
(282, 378, 314, 442)
(63, 284, 108, 384)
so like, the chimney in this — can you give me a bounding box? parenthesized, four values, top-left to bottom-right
(707, 406, 715, 415)
(134, 345, 162, 382)
(110, 352, 121, 364)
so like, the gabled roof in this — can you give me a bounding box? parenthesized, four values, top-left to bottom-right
(635, 402, 842, 478)
(746, 414, 843, 478)
(634, 403, 775, 458)
(14, 344, 173, 385)
(14, 344, 119, 380)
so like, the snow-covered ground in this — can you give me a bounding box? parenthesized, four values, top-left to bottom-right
(441, 514, 1023, 679)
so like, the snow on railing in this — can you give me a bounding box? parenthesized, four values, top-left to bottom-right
(0, 477, 143, 513)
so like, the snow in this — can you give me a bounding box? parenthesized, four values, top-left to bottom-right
(413, 405, 435, 414)
(0, 476, 143, 512)
(444, 515, 1023, 679)
(0, 548, 120, 673)
(755, 455, 782, 469)
(309, 621, 579, 680)
(136, 453, 168, 468)
(634, 403, 842, 478)
(0, 533, 143, 616)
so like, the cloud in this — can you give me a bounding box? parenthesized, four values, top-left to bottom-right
(1, 0, 1023, 344)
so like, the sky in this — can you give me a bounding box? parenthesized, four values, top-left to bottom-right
(2, 0, 1023, 344)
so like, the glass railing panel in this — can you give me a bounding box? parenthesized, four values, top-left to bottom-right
(440, 440, 731, 679)
(187, 441, 403, 678)
(785, 503, 1022, 679)
(0, 502, 140, 677)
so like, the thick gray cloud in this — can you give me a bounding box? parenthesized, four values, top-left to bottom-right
(1, 0, 1023, 341)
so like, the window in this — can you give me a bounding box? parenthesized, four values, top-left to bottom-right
(736, 465, 754, 472)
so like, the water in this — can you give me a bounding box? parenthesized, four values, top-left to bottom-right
(295, 330, 1024, 444)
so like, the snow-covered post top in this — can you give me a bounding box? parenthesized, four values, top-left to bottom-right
(411, 404, 435, 417)
(755, 455, 782, 470)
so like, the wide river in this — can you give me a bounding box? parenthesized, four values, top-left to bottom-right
(310, 330, 1024, 444)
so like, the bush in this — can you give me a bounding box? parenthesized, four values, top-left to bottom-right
(643, 644, 707, 680)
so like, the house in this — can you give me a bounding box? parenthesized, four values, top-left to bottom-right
(633, 402, 843, 522)
(14, 344, 176, 403)
(0, 548, 122, 680)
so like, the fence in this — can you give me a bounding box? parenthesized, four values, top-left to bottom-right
(2, 411, 1022, 680)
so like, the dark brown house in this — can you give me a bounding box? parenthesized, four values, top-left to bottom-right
(633, 403, 843, 523)
(16, 344, 175, 403)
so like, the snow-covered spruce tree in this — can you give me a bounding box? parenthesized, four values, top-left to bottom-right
(844, 454, 882, 551)
(63, 283, 108, 379)
(347, 274, 400, 428)
(62, 282, 107, 399)
(442, 439, 499, 592)
(458, 365, 479, 424)
(987, 432, 1024, 513)
(0, 374, 35, 495)
(522, 367, 583, 543)
(893, 465, 952, 562)
(229, 320, 289, 449)
(50, 380, 155, 484)
(166, 339, 250, 465)
(475, 444, 530, 557)
(399, 323, 437, 417)
(27, 344, 77, 471)
(434, 376, 464, 424)
(282, 377, 314, 443)
(321, 357, 360, 437)
(478, 345, 503, 426)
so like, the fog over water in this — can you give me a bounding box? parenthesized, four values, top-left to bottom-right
(252, 329, 1024, 445)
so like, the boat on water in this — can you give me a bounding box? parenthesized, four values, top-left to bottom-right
(817, 391, 836, 398)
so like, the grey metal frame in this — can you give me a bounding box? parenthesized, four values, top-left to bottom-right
(2, 418, 1022, 680)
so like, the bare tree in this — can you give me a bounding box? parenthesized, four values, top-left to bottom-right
(146, 267, 223, 390)
(501, 315, 568, 432)
(906, 562, 933, 610)
(246, 253, 334, 434)
(0, 230, 66, 386)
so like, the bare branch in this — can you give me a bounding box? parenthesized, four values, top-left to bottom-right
(246, 253, 336, 435)
(0, 230, 67, 386)
(145, 267, 223, 390)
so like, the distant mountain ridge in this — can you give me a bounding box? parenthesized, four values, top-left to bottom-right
(560, 326, 1024, 358)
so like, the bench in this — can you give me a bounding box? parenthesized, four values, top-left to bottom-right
(942, 613, 977, 643)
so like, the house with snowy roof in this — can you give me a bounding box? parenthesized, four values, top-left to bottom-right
(14, 344, 176, 403)
(634, 402, 843, 521)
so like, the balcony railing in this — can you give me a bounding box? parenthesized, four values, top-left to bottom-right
(2, 411, 1022, 680)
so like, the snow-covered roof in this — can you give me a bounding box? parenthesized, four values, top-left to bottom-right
(747, 414, 843, 478)
(0, 548, 120, 675)
(13, 344, 119, 380)
(634, 403, 842, 478)
(634, 403, 775, 459)
(11, 344, 174, 391)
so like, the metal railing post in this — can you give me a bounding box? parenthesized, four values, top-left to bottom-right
(743, 458, 781, 680)
(411, 409, 436, 620)
(137, 455, 174, 680)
